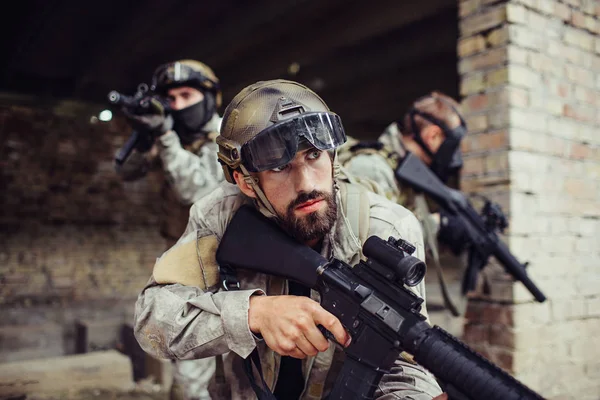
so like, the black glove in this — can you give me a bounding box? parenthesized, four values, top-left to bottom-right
(437, 209, 471, 255)
(121, 98, 173, 152)
(123, 109, 173, 135)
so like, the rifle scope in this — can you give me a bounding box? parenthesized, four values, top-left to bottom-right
(362, 236, 426, 287)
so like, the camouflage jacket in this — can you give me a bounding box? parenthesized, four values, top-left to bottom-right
(115, 113, 224, 240)
(134, 181, 443, 400)
(337, 125, 414, 206)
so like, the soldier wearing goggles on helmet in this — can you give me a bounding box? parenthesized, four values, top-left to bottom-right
(115, 60, 224, 400)
(133, 80, 446, 400)
(338, 92, 470, 315)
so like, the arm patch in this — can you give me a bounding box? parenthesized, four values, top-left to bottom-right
(153, 233, 220, 290)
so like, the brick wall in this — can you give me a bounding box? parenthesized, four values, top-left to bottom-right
(458, 1, 600, 398)
(0, 103, 166, 358)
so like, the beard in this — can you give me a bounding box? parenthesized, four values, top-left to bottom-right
(277, 186, 337, 243)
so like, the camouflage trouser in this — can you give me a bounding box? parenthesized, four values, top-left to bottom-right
(170, 358, 216, 400)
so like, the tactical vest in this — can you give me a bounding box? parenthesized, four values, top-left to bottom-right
(336, 138, 461, 316)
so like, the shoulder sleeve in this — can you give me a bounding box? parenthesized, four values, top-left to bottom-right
(134, 192, 263, 360)
(157, 133, 225, 204)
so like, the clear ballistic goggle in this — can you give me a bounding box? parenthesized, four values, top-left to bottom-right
(239, 112, 347, 173)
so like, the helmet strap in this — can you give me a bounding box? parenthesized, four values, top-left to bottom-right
(239, 164, 279, 218)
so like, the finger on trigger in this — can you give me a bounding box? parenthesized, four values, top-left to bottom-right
(314, 308, 349, 346)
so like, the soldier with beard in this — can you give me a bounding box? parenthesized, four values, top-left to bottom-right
(115, 60, 224, 400)
(133, 80, 447, 400)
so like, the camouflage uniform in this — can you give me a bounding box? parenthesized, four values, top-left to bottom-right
(117, 114, 223, 400)
(116, 113, 224, 245)
(338, 126, 463, 317)
(133, 181, 443, 400)
(338, 124, 415, 208)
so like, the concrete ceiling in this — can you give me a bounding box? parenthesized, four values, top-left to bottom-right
(0, 0, 459, 138)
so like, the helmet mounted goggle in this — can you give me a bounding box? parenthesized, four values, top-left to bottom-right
(151, 62, 219, 94)
(218, 111, 346, 173)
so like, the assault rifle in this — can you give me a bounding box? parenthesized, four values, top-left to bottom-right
(215, 205, 546, 400)
(395, 153, 546, 303)
(107, 83, 169, 165)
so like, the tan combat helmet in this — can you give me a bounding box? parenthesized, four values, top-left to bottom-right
(151, 59, 222, 108)
(216, 79, 346, 217)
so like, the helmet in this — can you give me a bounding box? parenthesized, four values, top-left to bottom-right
(217, 79, 346, 183)
(151, 59, 222, 108)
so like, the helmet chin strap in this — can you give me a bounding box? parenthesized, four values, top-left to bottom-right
(331, 149, 341, 181)
(239, 164, 279, 219)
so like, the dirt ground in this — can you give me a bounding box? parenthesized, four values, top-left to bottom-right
(3, 383, 168, 400)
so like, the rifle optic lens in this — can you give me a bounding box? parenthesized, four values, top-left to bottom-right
(362, 236, 426, 287)
(398, 257, 426, 287)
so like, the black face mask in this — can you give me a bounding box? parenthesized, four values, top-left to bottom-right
(407, 107, 466, 182)
(172, 91, 216, 145)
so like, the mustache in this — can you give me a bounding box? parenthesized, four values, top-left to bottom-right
(287, 190, 327, 212)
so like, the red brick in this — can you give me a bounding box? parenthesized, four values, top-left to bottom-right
(489, 325, 515, 348)
(464, 301, 486, 323)
(490, 347, 515, 373)
(462, 93, 490, 113)
(468, 344, 491, 361)
(554, 2, 572, 21)
(571, 10, 585, 27)
(563, 104, 596, 122)
(482, 130, 509, 150)
(557, 82, 572, 98)
(465, 114, 489, 132)
(562, 0, 580, 8)
(463, 323, 490, 344)
(574, 86, 598, 105)
(465, 302, 515, 326)
(570, 143, 592, 160)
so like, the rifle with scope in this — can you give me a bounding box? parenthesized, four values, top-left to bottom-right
(215, 205, 546, 400)
(394, 153, 546, 303)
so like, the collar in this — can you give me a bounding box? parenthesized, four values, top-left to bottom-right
(379, 122, 407, 159)
(322, 184, 363, 266)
